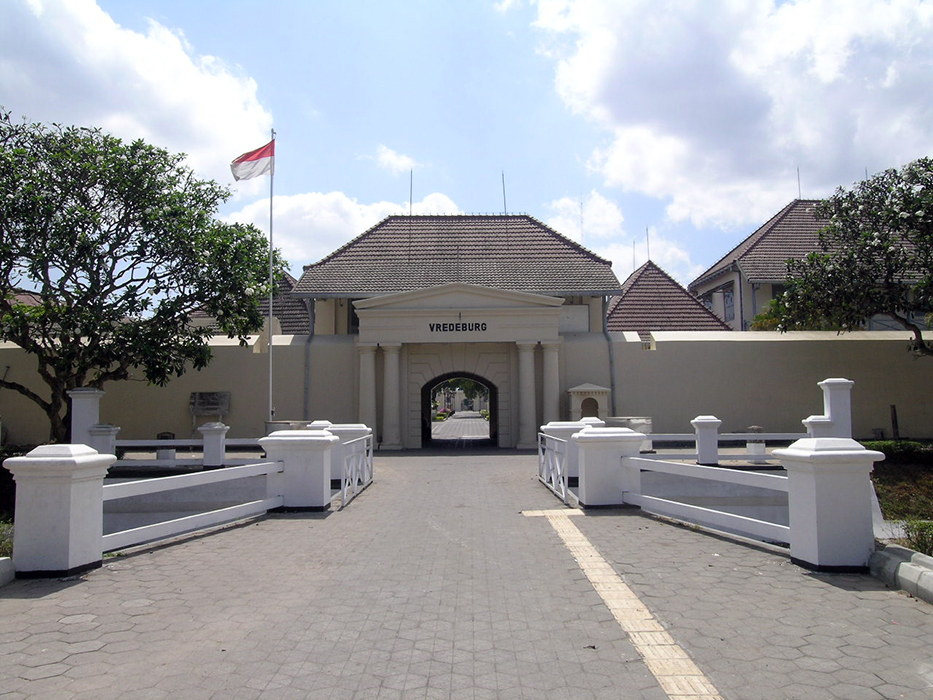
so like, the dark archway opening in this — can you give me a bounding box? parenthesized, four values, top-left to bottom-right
(421, 372, 498, 449)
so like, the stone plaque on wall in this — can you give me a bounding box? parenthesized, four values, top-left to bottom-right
(189, 392, 230, 417)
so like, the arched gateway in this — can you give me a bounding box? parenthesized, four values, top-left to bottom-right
(353, 283, 565, 449)
(290, 215, 623, 449)
(421, 372, 498, 447)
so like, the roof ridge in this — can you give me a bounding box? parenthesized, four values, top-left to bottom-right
(689, 199, 808, 290)
(522, 214, 614, 267)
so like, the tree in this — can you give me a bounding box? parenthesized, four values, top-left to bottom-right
(779, 158, 933, 356)
(0, 111, 283, 442)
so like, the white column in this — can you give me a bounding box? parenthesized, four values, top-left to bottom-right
(358, 343, 377, 433)
(820, 378, 855, 438)
(327, 424, 372, 481)
(198, 422, 230, 468)
(691, 415, 722, 466)
(774, 437, 883, 571)
(4, 444, 115, 577)
(517, 341, 538, 449)
(573, 426, 645, 507)
(259, 429, 340, 510)
(88, 424, 120, 456)
(542, 341, 560, 425)
(381, 343, 402, 450)
(68, 388, 105, 447)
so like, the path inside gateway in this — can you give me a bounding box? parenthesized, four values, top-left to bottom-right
(430, 410, 491, 446)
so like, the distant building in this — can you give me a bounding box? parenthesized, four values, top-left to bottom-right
(608, 261, 729, 337)
(688, 199, 825, 330)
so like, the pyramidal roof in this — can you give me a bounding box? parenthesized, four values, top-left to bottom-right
(293, 214, 622, 298)
(688, 199, 827, 290)
(607, 261, 729, 332)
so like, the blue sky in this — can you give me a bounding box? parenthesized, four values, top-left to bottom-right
(3, 0, 933, 285)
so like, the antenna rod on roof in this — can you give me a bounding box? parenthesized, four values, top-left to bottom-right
(646, 226, 650, 261)
(409, 170, 413, 216)
(501, 170, 507, 214)
(797, 167, 801, 199)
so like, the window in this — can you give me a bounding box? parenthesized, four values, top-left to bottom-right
(723, 289, 735, 322)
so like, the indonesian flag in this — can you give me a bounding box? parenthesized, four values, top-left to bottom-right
(230, 139, 275, 181)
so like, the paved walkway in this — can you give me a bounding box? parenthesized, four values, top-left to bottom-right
(2, 451, 933, 699)
(431, 412, 490, 441)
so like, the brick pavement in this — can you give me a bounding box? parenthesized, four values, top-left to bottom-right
(1, 451, 932, 699)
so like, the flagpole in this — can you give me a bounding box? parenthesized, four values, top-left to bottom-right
(268, 128, 276, 423)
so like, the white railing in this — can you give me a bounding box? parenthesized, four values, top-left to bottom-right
(339, 434, 374, 509)
(624, 456, 790, 543)
(537, 432, 572, 505)
(102, 460, 284, 552)
(643, 431, 807, 463)
(113, 437, 263, 468)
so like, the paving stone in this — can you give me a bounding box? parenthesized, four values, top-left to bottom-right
(2, 451, 933, 699)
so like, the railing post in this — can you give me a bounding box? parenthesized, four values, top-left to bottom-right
(746, 425, 767, 465)
(541, 421, 588, 480)
(88, 423, 120, 456)
(573, 427, 645, 507)
(691, 415, 721, 466)
(258, 429, 340, 510)
(3, 445, 115, 577)
(198, 422, 229, 468)
(774, 437, 884, 571)
(804, 378, 854, 438)
(68, 388, 105, 447)
(325, 424, 373, 481)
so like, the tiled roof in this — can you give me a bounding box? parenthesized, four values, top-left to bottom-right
(607, 261, 730, 332)
(262, 272, 309, 334)
(293, 215, 622, 297)
(688, 199, 827, 290)
(192, 272, 309, 334)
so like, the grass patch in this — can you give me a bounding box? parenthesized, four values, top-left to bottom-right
(872, 461, 933, 521)
(902, 519, 933, 556)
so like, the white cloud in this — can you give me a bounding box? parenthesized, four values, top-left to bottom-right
(225, 192, 461, 275)
(546, 189, 624, 242)
(545, 190, 700, 285)
(534, 0, 933, 229)
(494, 0, 523, 12)
(0, 0, 272, 188)
(376, 145, 420, 176)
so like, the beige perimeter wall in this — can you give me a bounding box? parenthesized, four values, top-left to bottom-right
(1, 330, 931, 445)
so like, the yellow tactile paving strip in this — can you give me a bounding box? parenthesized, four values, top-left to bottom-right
(523, 509, 724, 700)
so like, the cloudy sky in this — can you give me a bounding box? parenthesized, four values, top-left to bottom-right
(3, 0, 933, 286)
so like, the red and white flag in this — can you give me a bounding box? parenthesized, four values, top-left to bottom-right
(230, 139, 275, 181)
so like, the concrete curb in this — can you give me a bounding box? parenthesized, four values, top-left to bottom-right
(0, 557, 13, 587)
(870, 544, 933, 604)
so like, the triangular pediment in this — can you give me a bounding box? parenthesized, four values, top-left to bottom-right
(354, 283, 564, 311)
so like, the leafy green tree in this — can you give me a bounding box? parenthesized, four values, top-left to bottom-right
(779, 158, 933, 355)
(0, 111, 282, 441)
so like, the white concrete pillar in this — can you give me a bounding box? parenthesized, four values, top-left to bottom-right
(820, 378, 855, 438)
(542, 341, 560, 425)
(517, 341, 538, 449)
(358, 344, 377, 433)
(326, 424, 372, 481)
(258, 429, 340, 510)
(4, 444, 115, 577)
(691, 415, 722, 466)
(198, 422, 230, 468)
(88, 424, 120, 456)
(573, 427, 645, 507)
(774, 437, 884, 571)
(541, 420, 588, 479)
(580, 417, 606, 428)
(381, 343, 402, 449)
(68, 388, 105, 447)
